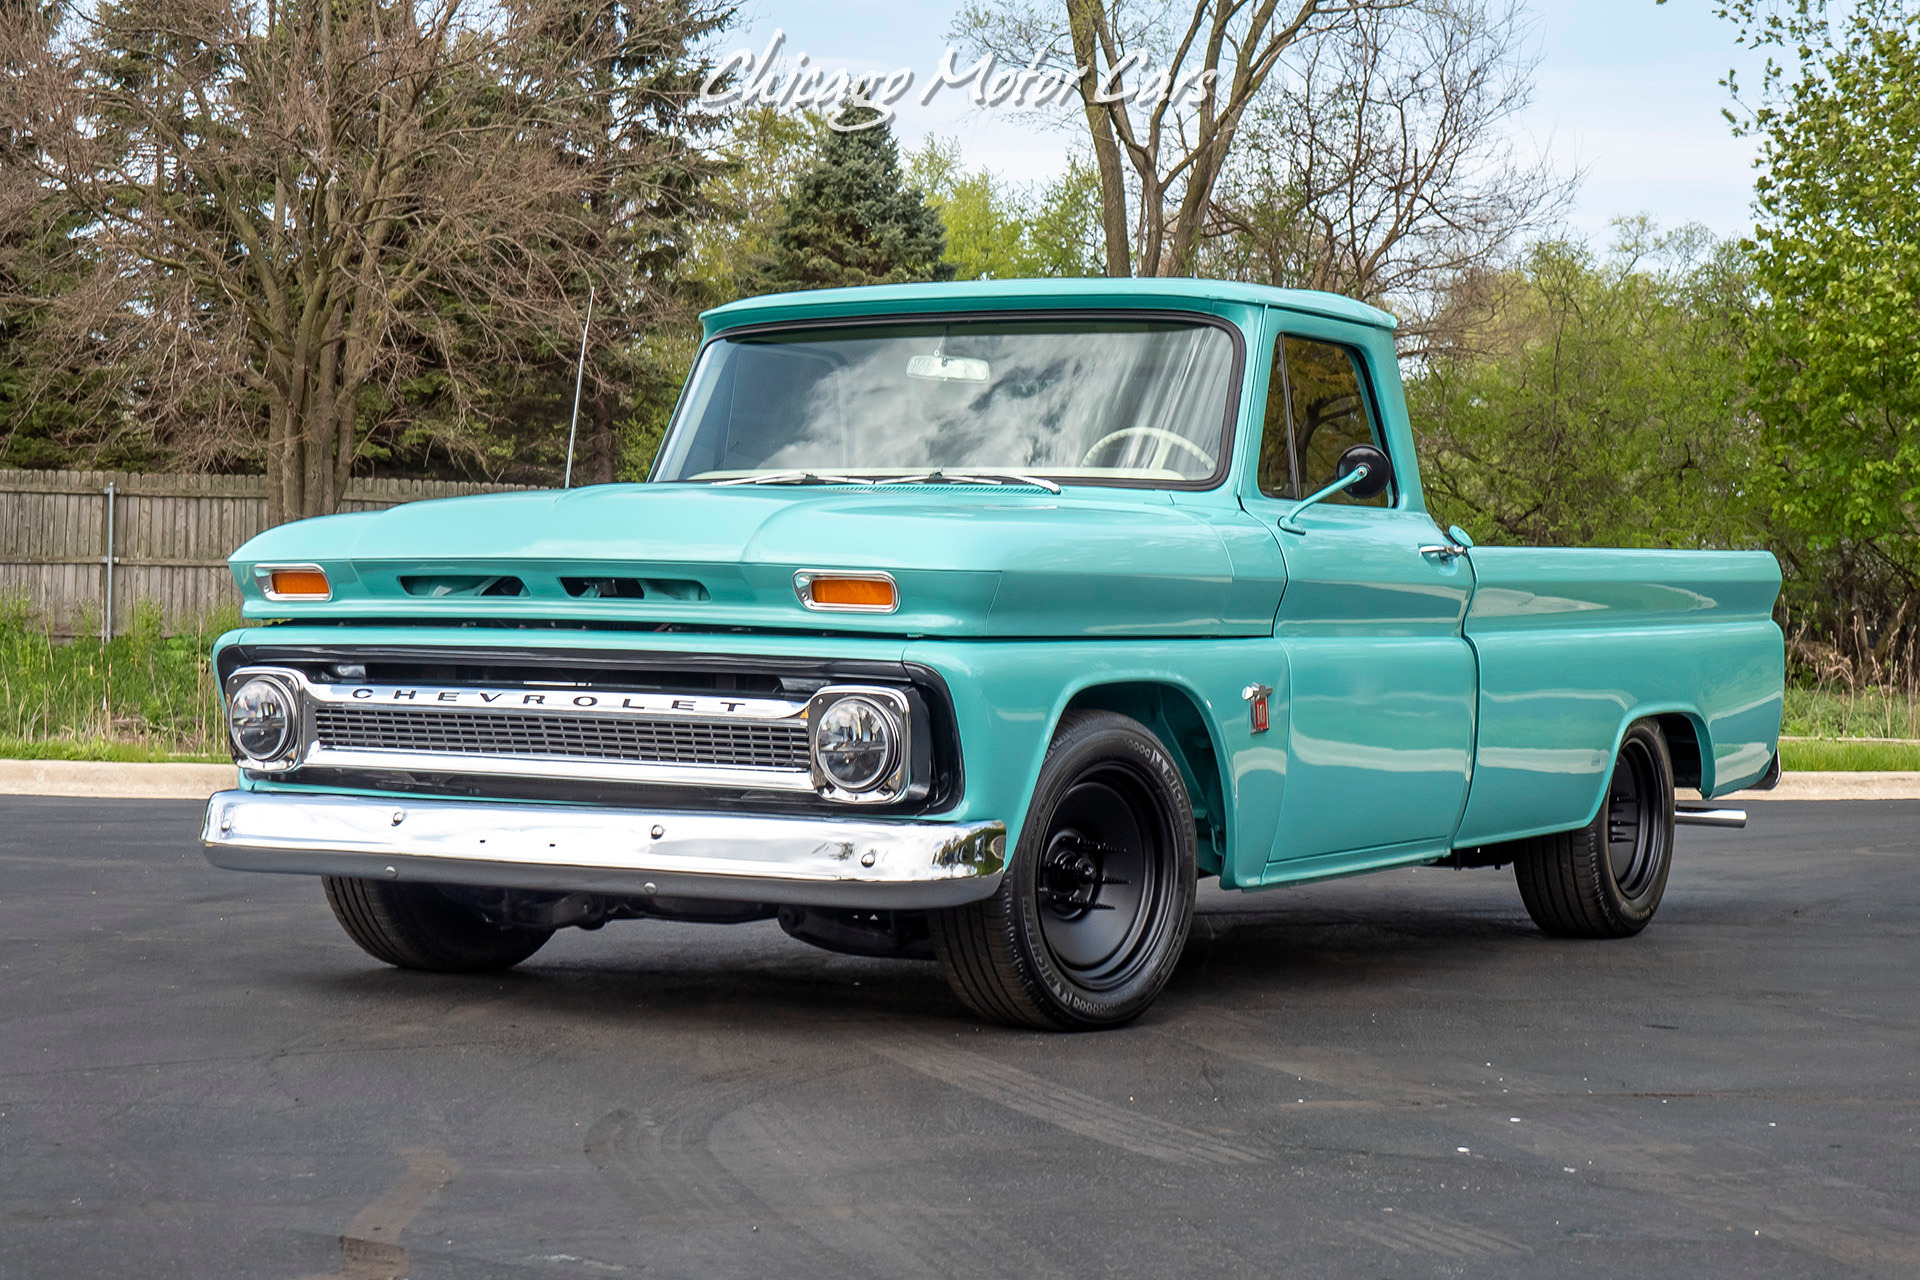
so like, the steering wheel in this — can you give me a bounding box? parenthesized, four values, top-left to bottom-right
(1078, 426, 1217, 473)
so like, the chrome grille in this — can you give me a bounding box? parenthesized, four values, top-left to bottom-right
(314, 705, 811, 772)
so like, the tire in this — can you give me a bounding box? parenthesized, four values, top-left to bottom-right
(1513, 719, 1675, 938)
(322, 876, 553, 973)
(929, 710, 1198, 1030)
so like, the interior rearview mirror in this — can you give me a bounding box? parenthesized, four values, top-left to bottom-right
(1336, 444, 1391, 500)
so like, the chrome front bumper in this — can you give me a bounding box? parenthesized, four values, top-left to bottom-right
(201, 791, 1007, 909)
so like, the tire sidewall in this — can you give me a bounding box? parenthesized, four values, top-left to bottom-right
(1003, 714, 1198, 1027)
(324, 876, 552, 972)
(1592, 720, 1675, 928)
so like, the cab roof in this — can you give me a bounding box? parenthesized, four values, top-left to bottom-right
(699, 277, 1398, 339)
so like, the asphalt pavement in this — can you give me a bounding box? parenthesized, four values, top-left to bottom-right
(2, 797, 1915, 1279)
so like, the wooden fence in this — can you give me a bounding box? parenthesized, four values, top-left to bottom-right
(0, 469, 530, 635)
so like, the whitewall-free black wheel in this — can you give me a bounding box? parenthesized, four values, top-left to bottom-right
(1514, 718, 1675, 938)
(929, 710, 1198, 1030)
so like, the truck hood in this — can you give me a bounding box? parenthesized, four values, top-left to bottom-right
(228, 483, 1284, 639)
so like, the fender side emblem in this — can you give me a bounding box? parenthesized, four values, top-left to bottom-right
(1242, 683, 1273, 733)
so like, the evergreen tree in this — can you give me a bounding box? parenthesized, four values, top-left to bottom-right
(758, 108, 954, 290)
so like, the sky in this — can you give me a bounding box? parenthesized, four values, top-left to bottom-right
(715, 0, 1770, 247)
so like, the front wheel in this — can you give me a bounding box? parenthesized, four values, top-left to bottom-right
(323, 877, 554, 972)
(1513, 718, 1675, 938)
(930, 710, 1197, 1030)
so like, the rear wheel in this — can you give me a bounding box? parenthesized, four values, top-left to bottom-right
(322, 877, 553, 972)
(1513, 719, 1675, 938)
(930, 710, 1197, 1030)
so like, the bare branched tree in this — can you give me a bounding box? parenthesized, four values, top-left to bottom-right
(0, 0, 94, 455)
(1198, 0, 1575, 347)
(953, 0, 1416, 276)
(1, 0, 725, 521)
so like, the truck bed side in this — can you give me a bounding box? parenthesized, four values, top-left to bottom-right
(1454, 547, 1784, 847)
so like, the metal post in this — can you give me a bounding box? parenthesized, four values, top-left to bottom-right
(101, 482, 116, 641)
(564, 286, 594, 489)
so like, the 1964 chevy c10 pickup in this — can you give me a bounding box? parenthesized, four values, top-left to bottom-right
(202, 278, 1785, 1030)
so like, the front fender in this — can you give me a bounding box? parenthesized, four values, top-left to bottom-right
(906, 638, 1285, 889)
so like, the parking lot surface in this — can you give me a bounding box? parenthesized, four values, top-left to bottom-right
(2, 796, 1916, 1279)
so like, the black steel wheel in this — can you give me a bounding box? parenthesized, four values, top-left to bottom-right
(930, 710, 1197, 1030)
(1514, 719, 1675, 938)
(323, 876, 553, 973)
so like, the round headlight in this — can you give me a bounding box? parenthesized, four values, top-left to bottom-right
(813, 696, 899, 794)
(228, 677, 296, 764)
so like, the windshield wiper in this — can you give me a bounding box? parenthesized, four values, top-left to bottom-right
(713, 470, 874, 486)
(887, 470, 1063, 495)
(713, 469, 1063, 494)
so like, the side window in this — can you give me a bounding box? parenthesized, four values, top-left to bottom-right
(1256, 333, 1298, 498)
(1257, 335, 1390, 506)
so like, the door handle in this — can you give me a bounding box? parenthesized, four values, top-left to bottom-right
(1419, 543, 1468, 561)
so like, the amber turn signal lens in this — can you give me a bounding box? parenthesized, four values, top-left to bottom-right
(807, 576, 896, 609)
(267, 569, 330, 599)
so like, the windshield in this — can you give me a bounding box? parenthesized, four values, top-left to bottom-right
(651, 316, 1239, 487)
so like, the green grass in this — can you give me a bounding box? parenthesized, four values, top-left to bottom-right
(1778, 738, 1920, 772)
(1783, 685, 1920, 741)
(0, 737, 226, 763)
(1777, 686, 1920, 770)
(0, 596, 233, 759)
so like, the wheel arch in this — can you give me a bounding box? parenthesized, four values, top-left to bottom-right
(1058, 680, 1230, 877)
(1579, 704, 1710, 827)
(1652, 711, 1707, 793)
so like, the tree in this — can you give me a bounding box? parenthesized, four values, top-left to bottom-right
(687, 106, 826, 303)
(0, 0, 126, 466)
(1, 0, 728, 521)
(1024, 159, 1106, 277)
(1197, 0, 1574, 348)
(907, 137, 1102, 279)
(555, 0, 732, 488)
(1410, 222, 1765, 554)
(952, 0, 1415, 277)
(1716, 1, 1920, 681)
(0, 187, 109, 468)
(756, 108, 954, 289)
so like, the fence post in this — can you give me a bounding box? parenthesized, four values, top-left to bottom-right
(101, 481, 117, 641)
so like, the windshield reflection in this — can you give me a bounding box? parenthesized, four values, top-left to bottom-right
(652, 318, 1237, 487)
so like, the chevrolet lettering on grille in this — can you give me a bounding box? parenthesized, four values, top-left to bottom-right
(342, 686, 791, 718)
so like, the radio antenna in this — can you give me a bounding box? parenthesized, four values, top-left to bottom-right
(563, 285, 594, 489)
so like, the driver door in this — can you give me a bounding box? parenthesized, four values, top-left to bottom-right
(1246, 324, 1477, 865)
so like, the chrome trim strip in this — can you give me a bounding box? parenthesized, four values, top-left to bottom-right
(202, 791, 1006, 910)
(294, 744, 815, 792)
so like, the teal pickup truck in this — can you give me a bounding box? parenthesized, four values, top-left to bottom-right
(202, 279, 1784, 1030)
